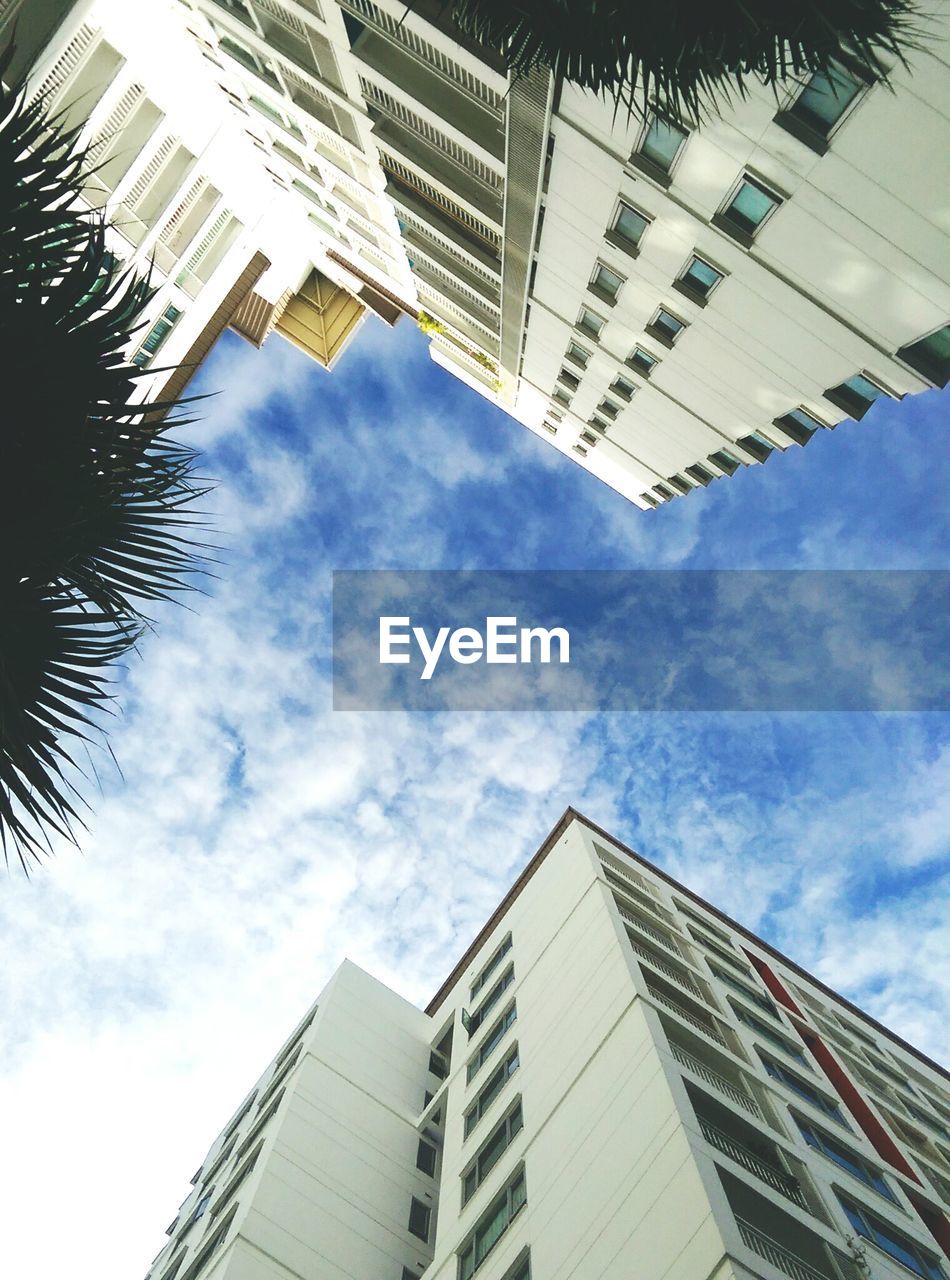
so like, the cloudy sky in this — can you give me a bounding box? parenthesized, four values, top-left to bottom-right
(1, 317, 947, 1279)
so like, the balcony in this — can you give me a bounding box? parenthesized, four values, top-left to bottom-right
(627, 936, 702, 999)
(646, 980, 727, 1047)
(615, 901, 680, 954)
(669, 1041, 762, 1118)
(699, 1117, 807, 1209)
(736, 1219, 858, 1280)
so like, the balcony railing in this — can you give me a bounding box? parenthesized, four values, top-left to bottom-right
(629, 940, 701, 998)
(617, 903, 678, 954)
(700, 1119, 807, 1209)
(736, 1218, 837, 1280)
(670, 1043, 761, 1117)
(647, 986, 727, 1047)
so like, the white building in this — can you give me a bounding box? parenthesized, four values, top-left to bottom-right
(145, 810, 950, 1280)
(5, 0, 950, 506)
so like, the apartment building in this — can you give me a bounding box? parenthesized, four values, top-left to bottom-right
(145, 810, 949, 1280)
(5, 0, 949, 506)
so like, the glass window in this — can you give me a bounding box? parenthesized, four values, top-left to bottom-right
(471, 935, 512, 1001)
(774, 407, 823, 442)
(566, 342, 591, 368)
(897, 325, 950, 387)
(464, 1046, 520, 1137)
(611, 202, 650, 249)
(651, 309, 686, 342)
(680, 256, 724, 298)
(577, 307, 605, 339)
(461, 1103, 524, 1205)
(458, 1169, 527, 1280)
(720, 176, 782, 237)
(795, 1119, 893, 1198)
(597, 400, 620, 420)
(133, 305, 182, 368)
(467, 966, 514, 1036)
(791, 62, 864, 134)
(734, 1004, 806, 1062)
(838, 1194, 946, 1279)
(408, 1196, 431, 1241)
(637, 115, 688, 174)
(417, 1138, 437, 1177)
(824, 372, 887, 420)
(467, 1004, 517, 1083)
(628, 347, 657, 376)
(591, 262, 625, 300)
(709, 964, 776, 1014)
(610, 376, 637, 400)
(761, 1054, 849, 1125)
(557, 367, 581, 391)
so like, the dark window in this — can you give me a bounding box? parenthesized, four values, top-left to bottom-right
(708, 449, 741, 475)
(777, 61, 866, 151)
(590, 262, 624, 303)
(597, 399, 620, 420)
(760, 1054, 849, 1126)
(566, 342, 591, 369)
(464, 1046, 520, 1137)
(773, 407, 823, 444)
(458, 1169, 527, 1280)
(646, 308, 686, 346)
(462, 1102, 524, 1205)
(795, 1118, 893, 1199)
(467, 966, 515, 1037)
(577, 307, 605, 339)
(609, 201, 650, 253)
(824, 373, 888, 420)
(610, 375, 637, 400)
(417, 1138, 437, 1177)
(557, 367, 581, 391)
(717, 176, 782, 240)
(736, 433, 774, 463)
(627, 346, 658, 377)
(408, 1196, 431, 1241)
(428, 1050, 448, 1080)
(838, 1193, 945, 1278)
(677, 255, 725, 302)
(897, 325, 950, 386)
(633, 115, 688, 180)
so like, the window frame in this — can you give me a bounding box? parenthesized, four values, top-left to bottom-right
(771, 407, 825, 445)
(896, 324, 950, 388)
(461, 1098, 524, 1206)
(646, 306, 688, 349)
(794, 1115, 894, 1200)
(588, 260, 626, 307)
(408, 1195, 432, 1241)
(673, 253, 727, 307)
(775, 58, 871, 154)
(823, 371, 890, 420)
(464, 1045, 520, 1138)
(837, 1191, 946, 1279)
(714, 173, 784, 245)
(467, 1002, 517, 1083)
(457, 1166, 527, 1280)
(760, 1052, 850, 1127)
(565, 341, 591, 370)
(630, 112, 690, 186)
(576, 306, 606, 341)
(609, 374, 637, 401)
(606, 198, 652, 257)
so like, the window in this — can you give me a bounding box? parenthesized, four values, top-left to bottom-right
(716, 175, 782, 241)
(627, 346, 658, 377)
(760, 1054, 849, 1126)
(132, 305, 182, 368)
(736, 432, 775, 463)
(589, 261, 625, 304)
(646, 307, 687, 347)
(502, 1253, 530, 1280)
(795, 1118, 893, 1199)
(577, 306, 605, 340)
(218, 36, 280, 88)
(609, 375, 637, 400)
(666, 475, 691, 495)
(688, 927, 752, 975)
(837, 1193, 946, 1278)
(462, 1101, 524, 1205)
(466, 966, 515, 1037)
(734, 1004, 806, 1062)
(685, 463, 714, 486)
(708, 448, 742, 475)
(588, 416, 609, 434)
(565, 341, 591, 369)
(466, 1003, 517, 1085)
(429, 1050, 448, 1080)
(552, 387, 571, 407)
(778, 61, 867, 151)
(408, 1196, 431, 1241)
(772, 407, 824, 444)
(675, 901, 732, 941)
(209, 1143, 262, 1222)
(708, 965, 776, 1013)
(897, 325, 950, 387)
(580, 430, 599, 446)
(458, 1168, 527, 1280)
(417, 1138, 438, 1177)
(597, 399, 621, 420)
(633, 114, 688, 181)
(824, 372, 889, 420)
(191, 1190, 213, 1223)
(465, 1046, 520, 1137)
(557, 367, 581, 392)
(608, 201, 650, 254)
(676, 255, 725, 303)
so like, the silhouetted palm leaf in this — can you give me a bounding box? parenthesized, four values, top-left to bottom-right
(421, 0, 922, 120)
(0, 55, 211, 870)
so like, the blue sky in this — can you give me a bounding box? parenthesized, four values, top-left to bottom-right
(0, 316, 947, 1279)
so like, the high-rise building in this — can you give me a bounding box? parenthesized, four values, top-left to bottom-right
(144, 810, 949, 1280)
(5, 0, 949, 507)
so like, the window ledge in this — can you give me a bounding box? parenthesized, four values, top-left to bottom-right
(604, 229, 642, 259)
(587, 282, 619, 308)
(711, 212, 755, 249)
(645, 322, 681, 350)
(672, 278, 710, 308)
(627, 152, 673, 188)
(625, 358, 655, 379)
(773, 111, 830, 156)
(823, 387, 875, 420)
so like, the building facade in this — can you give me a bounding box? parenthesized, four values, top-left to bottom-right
(4, 0, 950, 506)
(145, 810, 949, 1280)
